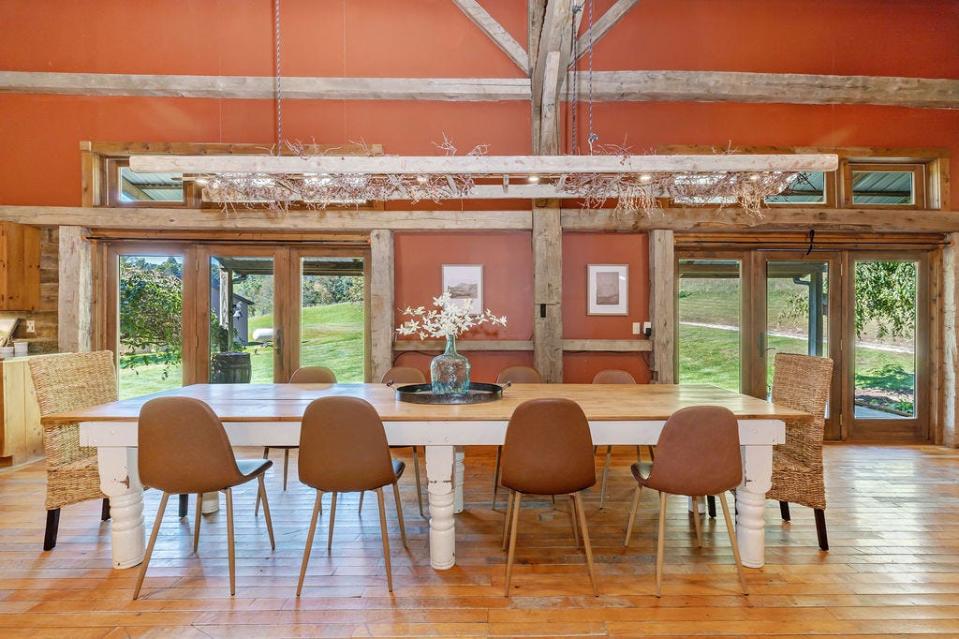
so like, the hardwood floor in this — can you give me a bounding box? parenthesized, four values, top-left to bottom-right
(2, 444, 959, 637)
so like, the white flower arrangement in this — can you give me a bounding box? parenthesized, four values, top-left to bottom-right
(396, 292, 507, 339)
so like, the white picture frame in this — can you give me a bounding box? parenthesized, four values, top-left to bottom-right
(442, 264, 484, 315)
(587, 264, 628, 315)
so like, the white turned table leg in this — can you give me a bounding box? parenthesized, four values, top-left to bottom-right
(97, 447, 145, 569)
(426, 445, 456, 570)
(453, 446, 465, 514)
(736, 444, 773, 569)
(201, 491, 220, 514)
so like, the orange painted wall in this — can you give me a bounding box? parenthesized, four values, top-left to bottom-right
(1, 0, 958, 379)
(392, 232, 534, 382)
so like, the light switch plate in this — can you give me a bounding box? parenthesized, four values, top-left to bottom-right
(631, 322, 642, 335)
(643, 321, 652, 336)
(25, 320, 36, 334)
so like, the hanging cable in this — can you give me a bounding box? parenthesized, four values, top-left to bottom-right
(273, 0, 283, 152)
(585, 0, 598, 153)
(568, 2, 580, 154)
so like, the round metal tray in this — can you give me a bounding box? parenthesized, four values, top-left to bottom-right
(393, 382, 505, 405)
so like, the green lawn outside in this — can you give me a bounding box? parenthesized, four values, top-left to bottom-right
(118, 302, 365, 399)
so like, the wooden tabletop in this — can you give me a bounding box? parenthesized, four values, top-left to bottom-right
(48, 383, 809, 424)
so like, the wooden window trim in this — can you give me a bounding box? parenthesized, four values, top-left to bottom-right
(841, 161, 927, 210)
(104, 157, 198, 208)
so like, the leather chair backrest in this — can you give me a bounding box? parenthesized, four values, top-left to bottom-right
(298, 396, 396, 492)
(139, 397, 243, 494)
(500, 398, 596, 495)
(645, 405, 742, 496)
(381, 366, 426, 384)
(592, 369, 637, 384)
(290, 366, 337, 383)
(496, 366, 543, 384)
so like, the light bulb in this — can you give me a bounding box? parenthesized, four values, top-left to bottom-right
(528, 175, 540, 183)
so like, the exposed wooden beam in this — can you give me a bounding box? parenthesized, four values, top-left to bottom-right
(562, 339, 651, 352)
(57, 226, 93, 353)
(369, 230, 394, 383)
(538, 51, 562, 155)
(0, 71, 530, 102)
(452, 0, 529, 73)
(532, 205, 563, 381)
(393, 339, 534, 352)
(130, 153, 837, 175)
(560, 207, 959, 233)
(583, 70, 959, 109)
(0, 206, 533, 231)
(571, 0, 641, 64)
(4, 70, 957, 109)
(531, 0, 577, 153)
(648, 230, 675, 383)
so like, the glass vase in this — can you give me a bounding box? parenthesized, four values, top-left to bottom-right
(430, 334, 471, 396)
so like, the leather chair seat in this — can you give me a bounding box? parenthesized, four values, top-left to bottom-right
(236, 459, 273, 480)
(630, 461, 653, 484)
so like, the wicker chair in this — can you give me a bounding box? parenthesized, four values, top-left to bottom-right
(766, 352, 834, 551)
(29, 351, 117, 550)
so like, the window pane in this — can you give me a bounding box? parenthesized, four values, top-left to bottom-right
(853, 260, 917, 419)
(678, 259, 742, 393)
(299, 257, 366, 381)
(209, 256, 275, 384)
(118, 255, 184, 399)
(766, 171, 826, 204)
(851, 170, 914, 205)
(119, 166, 184, 203)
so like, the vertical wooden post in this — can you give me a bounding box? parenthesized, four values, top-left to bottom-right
(648, 230, 675, 383)
(370, 230, 394, 383)
(940, 233, 959, 447)
(533, 205, 563, 381)
(57, 226, 93, 353)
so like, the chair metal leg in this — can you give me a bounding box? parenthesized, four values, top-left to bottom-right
(375, 487, 394, 593)
(392, 481, 408, 549)
(178, 493, 188, 519)
(501, 490, 514, 551)
(568, 494, 580, 547)
(718, 492, 748, 595)
(504, 492, 522, 596)
(327, 492, 338, 552)
(624, 485, 642, 547)
(296, 491, 323, 597)
(193, 492, 202, 553)
(411, 446, 425, 518)
(282, 449, 290, 491)
(43, 508, 61, 551)
(255, 447, 269, 516)
(133, 492, 169, 600)
(691, 496, 703, 548)
(258, 474, 275, 550)
(358, 490, 365, 511)
(707, 495, 716, 518)
(780, 501, 791, 521)
(655, 491, 667, 597)
(491, 446, 503, 510)
(572, 492, 598, 596)
(101, 498, 111, 521)
(814, 508, 829, 551)
(225, 488, 236, 596)
(599, 446, 613, 509)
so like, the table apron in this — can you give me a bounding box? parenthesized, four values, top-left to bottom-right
(80, 419, 785, 448)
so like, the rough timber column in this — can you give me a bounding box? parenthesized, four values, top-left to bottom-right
(370, 229, 394, 383)
(941, 233, 959, 447)
(648, 229, 676, 383)
(533, 204, 563, 381)
(57, 226, 94, 353)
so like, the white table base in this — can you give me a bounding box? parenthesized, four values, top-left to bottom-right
(82, 418, 783, 572)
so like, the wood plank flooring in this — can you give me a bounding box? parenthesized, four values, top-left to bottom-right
(1, 444, 958, 637)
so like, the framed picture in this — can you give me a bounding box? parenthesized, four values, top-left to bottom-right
(587, 264, 628, 315)
(442, 264, 484, 314)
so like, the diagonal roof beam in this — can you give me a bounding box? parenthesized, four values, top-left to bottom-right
(532, 0, 582, 153)
(452, 0, 529, 73)
(572, 0, 641, 64)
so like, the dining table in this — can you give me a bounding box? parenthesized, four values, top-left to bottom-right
(47, 382, 808, 572)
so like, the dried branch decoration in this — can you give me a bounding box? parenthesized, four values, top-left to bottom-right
(396, 292, 507, 340)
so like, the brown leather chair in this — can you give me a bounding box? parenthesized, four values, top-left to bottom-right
(134, 397, 275, 599)
(296, 396, 408, 595)
(590, 369, 654, 509)
(624, 405, 747, 596)
(257, 365, 339, 515)
(491, 366, 544, 509)
(381, 366, 427, 518)
(500, 398, 598, 596)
